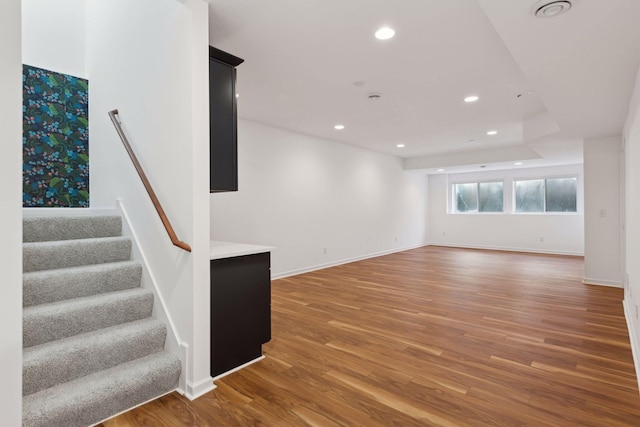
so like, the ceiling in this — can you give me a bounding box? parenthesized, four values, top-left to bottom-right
(207, 0, 640, 173)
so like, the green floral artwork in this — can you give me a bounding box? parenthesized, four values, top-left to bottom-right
(23, 65, 89, 207)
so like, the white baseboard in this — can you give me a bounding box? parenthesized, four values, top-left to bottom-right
(623, 299, 640, 394)
(583, 277, 623, 288)
(428, 242, 584, 257)
(90, 389, 176, 426)
(185, 376, 216, 401)
(212, 355, 265, 382)
(271, 243, 429, 280)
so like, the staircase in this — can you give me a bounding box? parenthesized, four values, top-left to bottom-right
(22, 215, 182, 427)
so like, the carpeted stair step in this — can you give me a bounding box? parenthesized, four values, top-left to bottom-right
(23, 215, 122, 242)
(23, 260, 143, 307)
(23, 236, 132, 273)
(23, 350, 181, 427)
(23, 288, 154, 347)
(23, 318, 167, 396)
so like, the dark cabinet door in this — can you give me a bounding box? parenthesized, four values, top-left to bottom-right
(209, 57, 238, 192)
(210, 252, 271, 377)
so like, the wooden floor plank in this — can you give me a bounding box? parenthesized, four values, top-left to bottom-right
(101, 246, 640, 426)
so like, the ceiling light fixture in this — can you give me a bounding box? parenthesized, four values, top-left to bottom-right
(486, 130, 498, 135)
(533, 0, 572, 18)
(334, 124, 345, 130)
(464, 95, 479, 103)
(375, 27, 395, 40)
(514, 162, 523, 166)
(396, 144, 405, 148)
(437, 169, 445, 172)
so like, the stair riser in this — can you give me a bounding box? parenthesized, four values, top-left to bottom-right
(23, 216, 122, 242)
(23, 292, 154, 347)
(23, 321, 167, 396)
(23, 262, 142, 307)
(23, 237, 132, 272)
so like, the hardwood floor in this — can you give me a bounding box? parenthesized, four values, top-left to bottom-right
(100, 246, 640, 426)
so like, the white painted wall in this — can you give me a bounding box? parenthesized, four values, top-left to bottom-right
(86, 0, 212, 399)
(623, 65, 640, 385)
(22, 0, 86, 78)
(0, 0, 23, 424)
(583, 137, 622, 287)
(210, 119, 429, 278)
(428, 164, 584, 255)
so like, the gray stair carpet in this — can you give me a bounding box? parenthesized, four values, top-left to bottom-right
(23, 215, 122, 242)
(22, 215, 181, 427)
(23, 260, 142, 307)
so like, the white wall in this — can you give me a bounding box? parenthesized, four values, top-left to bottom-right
(22, 0, 86, 78)
(211, 120, 429, 278)
(623, 65, 640, 385)
(583, 137, 622, 287)
(0, 0, 23, 424)
(86, 0, 212, 399)
(428, 164, 584, 255)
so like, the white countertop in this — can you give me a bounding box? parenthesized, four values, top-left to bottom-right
(210, 240, 275, 260)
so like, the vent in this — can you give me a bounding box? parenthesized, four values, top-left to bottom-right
(533, 1, 572, 18)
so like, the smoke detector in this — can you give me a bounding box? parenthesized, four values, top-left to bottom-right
(532, 0, 572, 18)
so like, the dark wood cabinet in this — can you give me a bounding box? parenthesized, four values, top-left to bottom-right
(210, 252, 271, 377)
(209, 46, 243, 193)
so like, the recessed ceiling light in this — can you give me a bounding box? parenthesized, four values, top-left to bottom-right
(437, 169, 445, 172)
(375, 27, 395, 40)
(235, 93, 239, 98)
(514, 162, 523, 166)
(334, 124, 345, 130)
(396, 144, 405, 148)
(464, 95, 479, 103)
(486, 130, 498, 136)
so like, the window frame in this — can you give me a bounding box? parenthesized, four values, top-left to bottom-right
(513, 175, 579, 215)
(451, 180, 505, 214)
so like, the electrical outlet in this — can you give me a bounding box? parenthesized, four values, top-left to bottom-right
(442, 231, 446, 236)
(323, 247, 327, 255)
(539, 237, 544, 242)
(394, 236, 398, 242)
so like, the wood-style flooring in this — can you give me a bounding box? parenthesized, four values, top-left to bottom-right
(100, 246, 640, 426)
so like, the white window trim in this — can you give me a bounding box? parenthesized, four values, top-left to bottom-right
(512, 175, 580, 215)
(451, 180, 505, 214)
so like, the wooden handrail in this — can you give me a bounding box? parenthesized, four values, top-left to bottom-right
(108, 109, 191, 252)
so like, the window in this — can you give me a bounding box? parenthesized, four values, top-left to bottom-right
(514, 177, 577, 213)
(453, 182, 503, 213)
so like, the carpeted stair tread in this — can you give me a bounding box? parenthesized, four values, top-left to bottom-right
(23, 236, 132, 272)
(23, 318, 167, 396)
(22, 350, 181, 427)
(23, 288, 154, 347)
(23, 215, 122, 242)
(23, 260, 142, 307)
